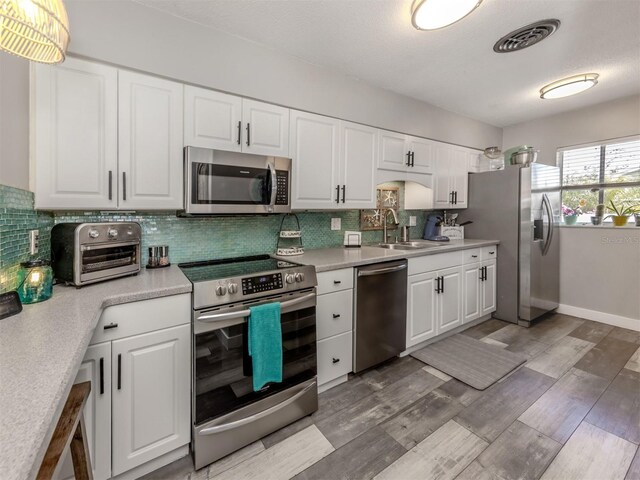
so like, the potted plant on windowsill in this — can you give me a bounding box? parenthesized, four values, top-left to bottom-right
(607, 200, 639, 227)
(561, 205, 580, 225)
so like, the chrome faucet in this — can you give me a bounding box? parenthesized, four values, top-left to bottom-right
(382, 208, 399, 243)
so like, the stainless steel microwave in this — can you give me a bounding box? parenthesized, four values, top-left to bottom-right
(182, 147, 292, 215)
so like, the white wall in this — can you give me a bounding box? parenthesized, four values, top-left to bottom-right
(0, 53, 30, 191)
(503, 95, 640, 325)
(63, 0, 501, 150)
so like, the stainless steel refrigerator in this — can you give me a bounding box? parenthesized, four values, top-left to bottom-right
(459, 164, 560, 327)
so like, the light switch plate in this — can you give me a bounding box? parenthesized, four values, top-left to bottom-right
(409, 216, 417, 227)
(331, 218, 341, 231)
(29, 230, 39, 255)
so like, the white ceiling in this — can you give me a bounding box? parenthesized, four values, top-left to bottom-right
(136, 0, 640, 127)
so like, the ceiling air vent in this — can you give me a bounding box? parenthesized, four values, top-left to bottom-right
(493, 19, 561, 53)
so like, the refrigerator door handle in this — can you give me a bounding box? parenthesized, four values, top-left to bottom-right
(541, 193, 554, 256)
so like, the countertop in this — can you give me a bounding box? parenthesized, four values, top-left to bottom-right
(276, 239, 500, 272)
(0, 266, 192, 480)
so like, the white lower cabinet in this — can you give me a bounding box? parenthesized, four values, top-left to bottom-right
(481, 260, 497, 316)
(112, 324, 191, 476)
(438, 267, 463, 334)
(462, 254, 497, 324)
(407, 271, 438, 346)
(317, 332, 353, 386)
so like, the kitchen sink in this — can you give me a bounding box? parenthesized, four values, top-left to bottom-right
(377, 241, 447, 250)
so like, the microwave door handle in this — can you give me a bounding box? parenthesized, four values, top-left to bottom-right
(268, 162, 277, 206)
(197, 292, 316, 323)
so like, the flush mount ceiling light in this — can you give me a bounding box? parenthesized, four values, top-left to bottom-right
(540, 73, 599, 99)
(411, 0, 483, 31)
(0, 0, 70, 64)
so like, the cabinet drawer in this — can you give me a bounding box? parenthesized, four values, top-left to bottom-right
(316, 290, 353, 340)
(91, 294, 190, 345)
(316, 268, 354, 295)
(317, 332, 352, 386)
(462, 248, 482, 264)
(408, 251, 462, 275)
(482, 246, 498, 261)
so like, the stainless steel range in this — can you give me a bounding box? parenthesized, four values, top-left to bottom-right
(179, 255, 318, 470)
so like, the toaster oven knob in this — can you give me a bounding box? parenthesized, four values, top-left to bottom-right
(285, 274, 295, 284)
(215, 285, 227, 296)
(107, 228, 119, 239)
(88, 229, 100, 239)
(295, 272, 305, 282)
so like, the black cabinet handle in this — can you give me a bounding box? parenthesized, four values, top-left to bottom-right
(406, 151, 411, 167)
(454, 191, 458, 204)
(335, 185, 340, 204)
(435, 276, 441, 294)
(450, 191, 454, 204)
(122, 172, 127, 201)
(237, 121, 242, 145)
(332, 358, 340, 364)
(108, 171, 113, 200)
(117, 354, 122, 390)
(489, 251, 495, 255)
(99, 357, 104, 395)
(341, 185, 346, 203)
(104, 323, 118, 330)
(441, 276, 445, 294)
(410, 151, 415, 167)
(333, 280, 342, 285)
(246, 123, 251, 146)
(332, 314, 341, 319)
(471, 255, 478, 258)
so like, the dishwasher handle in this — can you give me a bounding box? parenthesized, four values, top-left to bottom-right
(357, 263, 407, 277)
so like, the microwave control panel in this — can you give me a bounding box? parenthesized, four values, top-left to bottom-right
(275, 171, 289, 206)
(242, 273, 283, 295)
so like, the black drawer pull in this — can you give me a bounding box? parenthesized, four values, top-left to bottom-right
(332, 358, 340, 364)
(489, 251, 495, 255)
(333, 280, 341, 285)
(99, 357, 104, 395)
(471, 255, 478, 258)
(332, 314, 341, 319)
(104, 323, 118, 330)
(117, 354, 122, 390)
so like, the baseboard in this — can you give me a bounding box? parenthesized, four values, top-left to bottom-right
(557, 304, 640, 331)
(318, 374, 349, 393)
(112, 445, 190, 480)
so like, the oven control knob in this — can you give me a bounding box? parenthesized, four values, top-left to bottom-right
(215, 285, 227, 296)
(285, 274, 295, 284)
(107, 228, 118, 239)
(88, 229, 100, 239)
(227, 283, 238, 294)
(295, 273, 305, 282)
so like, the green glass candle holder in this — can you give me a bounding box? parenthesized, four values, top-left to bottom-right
(17, 260, 53, 304)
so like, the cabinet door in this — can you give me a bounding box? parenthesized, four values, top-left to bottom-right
(242, 99, 289, 156)
(184, 86, 242, 151)
(118, 71, 184, 210)
(450, 147, 469, 209)
(482, 260, 497, 315)
(378, 130, 409, 172)
(290, 110, 340, 210)
(463, 263, 481, 324)
(408, 136, 434, 174)
(317, 331, 353, 386)
(55, 343, 112, 480)
(316, 289, 353, 340)
(406, 272, 438, 347)
(438, 266, 463, 334)
(339, 121, 377, 209)
(33, 58, 118, 209)
(111, 324, 190, 476)
(433, 144, 453, 208)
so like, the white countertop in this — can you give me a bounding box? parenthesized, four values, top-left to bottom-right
(277, 239, 500, 272)
(0, 266, 192, 480)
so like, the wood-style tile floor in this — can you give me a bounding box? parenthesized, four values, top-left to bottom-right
(144, 315, 640, 480)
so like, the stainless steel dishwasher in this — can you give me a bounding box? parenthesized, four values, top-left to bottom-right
(353, 259, 408, 372)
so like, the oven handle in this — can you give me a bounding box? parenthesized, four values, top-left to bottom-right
(80, 240, 140, 251)
(196, 292, 316, 323)
(198, 381, 316, 435)
(268, 162, 277, 207)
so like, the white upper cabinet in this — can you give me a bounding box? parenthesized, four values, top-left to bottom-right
(118, 71, 184, 210)
(242, 99, 289, 156)
(184, 86, 242, 151)
(339, 121, 377, 209)
(33, 58, 118, 210)
(290, 112, 377, 210)
(378, 130, 434, 175)
(433, 144, 469, 209)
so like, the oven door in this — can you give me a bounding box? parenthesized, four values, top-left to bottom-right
(193, 289, 317, 427)
(184, 147, 291, 215)
(77, 241, 140, 284)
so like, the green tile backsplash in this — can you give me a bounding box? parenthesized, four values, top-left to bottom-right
(1, 183, 429, 293)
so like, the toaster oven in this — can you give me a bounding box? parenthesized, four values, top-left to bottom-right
(51, 223, 141, 287)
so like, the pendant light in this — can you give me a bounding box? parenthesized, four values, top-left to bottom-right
(412, 0, 483, 31)
(540, 74, 599, 99)
(0, 0, 70, 64)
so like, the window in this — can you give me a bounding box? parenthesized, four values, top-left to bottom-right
(560, 137, 640, 223)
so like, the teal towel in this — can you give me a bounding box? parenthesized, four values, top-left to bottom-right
(248, 302, 283, 391)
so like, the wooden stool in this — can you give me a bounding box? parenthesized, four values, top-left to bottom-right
(37, 381, 93, 480)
